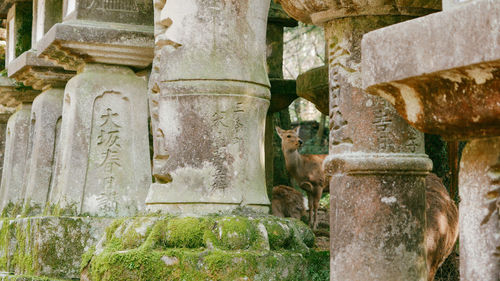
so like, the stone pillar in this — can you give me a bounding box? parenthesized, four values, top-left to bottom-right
(459, 138, 500, 281)
(0, 102, 31, 214)
(51, 64, 150, 217)
(277, 1, 439, 280)
(325, 16, 431, 281)
(22, 88, 63, 215)
(35, 0, 154, 217)
(146, 0, 271, 215)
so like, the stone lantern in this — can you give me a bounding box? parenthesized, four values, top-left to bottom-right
(35, 0, 153, 217)
(276, 0, 440, 280)
(146, 0, 272, 215)
(362, 1, 500, 279)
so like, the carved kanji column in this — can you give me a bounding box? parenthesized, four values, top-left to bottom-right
(277, 1, 439, 280)
(146, 0, 271, 214)
(362, 1, 500, 280)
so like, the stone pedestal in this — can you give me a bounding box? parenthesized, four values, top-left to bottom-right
(146, 0, 271, 215)
(51, 64, 150, 217)
(277, 1, 439, 279)
(361, 1, 500, 280)
(22, 88, 63, 215)
(0, 103, 32, 215)
(459, 138, 500, 281)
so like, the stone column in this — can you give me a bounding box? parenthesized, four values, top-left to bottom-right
(22, 87, 64, 215)
(361, 1, 500, 280)
(459, 138, 500, 281)
(0, 102, 32, 214)
(35, 0, 154, 217)
(277, 1, 439, 280)
(146, 0, 271, 215)
(324, 16, 431, 281)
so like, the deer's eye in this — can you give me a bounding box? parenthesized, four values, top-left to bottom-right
(286, 135, 291, 138)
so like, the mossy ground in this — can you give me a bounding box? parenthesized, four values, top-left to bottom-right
(83, 214, 329, 281)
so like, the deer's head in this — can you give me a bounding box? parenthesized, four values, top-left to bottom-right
(276, 126, 303, 151)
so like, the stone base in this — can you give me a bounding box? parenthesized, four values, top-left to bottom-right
(0, 274, 69, 281)
(82, 214, 329, 280)
(0, 216, 112, 280)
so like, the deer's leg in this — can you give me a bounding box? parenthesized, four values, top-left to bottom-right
(307, 193, 313, 227)
(312, 189, 322, 230)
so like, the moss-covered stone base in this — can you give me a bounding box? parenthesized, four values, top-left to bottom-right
(83, 214, 329, 280)
(0, 273, 69, 281)
(0, 216, 112, 280)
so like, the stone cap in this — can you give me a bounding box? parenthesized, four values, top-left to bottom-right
(8, 49, 75, 90)
(276, 0, 440, 25)
(361, 0, 500, 140)
(36, 20, 154, 71)
(0, 76, 39, 105)
(296, 65, 328, 115)
(269, 1, 297, 27)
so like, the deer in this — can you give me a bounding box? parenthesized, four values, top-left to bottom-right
(275, 126, 327, 230)
(271, 185, 306, 220)
(425, 172, 459, 281)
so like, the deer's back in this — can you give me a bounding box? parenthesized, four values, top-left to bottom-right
(272, 185, 305, 219)
(425, 173, 459, 281)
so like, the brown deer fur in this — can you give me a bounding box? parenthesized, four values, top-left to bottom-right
(271, 185, 305, 219)
(425, 173, 459, 281)
(276, 126, 327, 230)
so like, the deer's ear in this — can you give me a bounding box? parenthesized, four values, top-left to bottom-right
(294, 126, 301, 135)
(275, 126, 283, 137)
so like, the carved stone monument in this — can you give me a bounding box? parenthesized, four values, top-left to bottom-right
(35, 0, 153, 216)
(277, 0, 439, 279)
(362, 1, 500, 280)
(146, 0, 271, 214)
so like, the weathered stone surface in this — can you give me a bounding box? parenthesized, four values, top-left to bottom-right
(0, 103, 31, 216)
(32, 0, 62, 45)
(276, 0, 440, 25)
(7, 50, 75, 90)
(296, 65, 328, 115)
(443, 0, 478, 10)
(22, 88, 63, 216)
(36, 21, 153, 71)
(0, 216, 112, 279)
(52, 64, 150, 217)
(147, 0, 271, 214)
(62, 0, 152, 26)
(459, 137, 500, 281)
(82, 214, 329, 281)
(362, 0, 500, 140)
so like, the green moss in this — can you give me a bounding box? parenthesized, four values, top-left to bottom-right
(207, 216, 259, 250)
(165, 217, 210, 249)
(259, 218, 292, 250)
